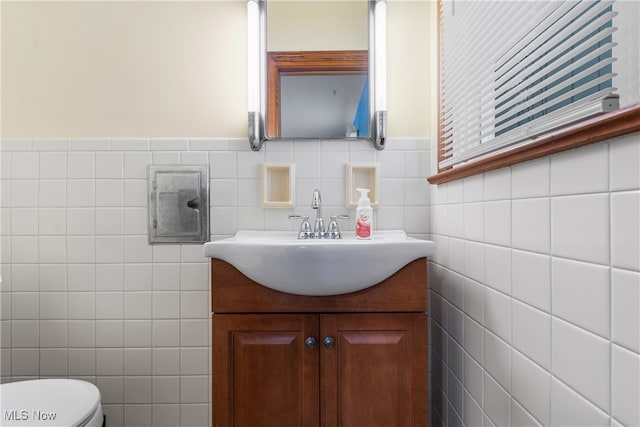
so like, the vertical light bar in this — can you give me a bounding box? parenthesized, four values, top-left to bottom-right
(247, 0, 260, 112)
(247, 0, 265, 150)
(372, 0, 387, 150)
(374, 0, 387, 111)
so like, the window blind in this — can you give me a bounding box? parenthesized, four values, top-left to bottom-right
(439, 0, 619, 169)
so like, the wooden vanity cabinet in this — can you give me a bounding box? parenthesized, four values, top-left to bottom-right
(212, 314, 319, 427)
(211, 258, 428, 427)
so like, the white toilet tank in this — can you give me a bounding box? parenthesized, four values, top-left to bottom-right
(0, 379, 103, 427)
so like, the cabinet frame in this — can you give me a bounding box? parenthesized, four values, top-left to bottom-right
(211, 258, 427, 313)
(212, 314, 319, 427)
(211, 257, 429, 427)
(320, 313, 428, 427)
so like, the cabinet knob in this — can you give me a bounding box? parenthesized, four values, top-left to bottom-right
(305, 337, 317, 350)
(323, 337, 335, 349)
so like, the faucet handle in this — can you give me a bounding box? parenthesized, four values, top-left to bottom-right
(288, 214, 312, 237)
(311, 189, 322, 208)
(327, 214, 350, 239)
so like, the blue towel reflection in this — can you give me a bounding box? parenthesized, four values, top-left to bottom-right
(352, 76, 369, 137)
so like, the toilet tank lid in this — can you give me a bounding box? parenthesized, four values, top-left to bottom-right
(0, 379, 101, 427)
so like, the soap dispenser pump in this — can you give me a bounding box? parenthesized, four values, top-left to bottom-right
(355, 188, 373, 240)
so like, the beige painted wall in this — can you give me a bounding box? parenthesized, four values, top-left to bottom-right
(387, 0, 435, 139)
(1, 1, 436, 139)
(267, 1, 368, 51)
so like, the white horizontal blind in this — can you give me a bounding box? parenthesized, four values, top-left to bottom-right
(439, 0, 619, 169)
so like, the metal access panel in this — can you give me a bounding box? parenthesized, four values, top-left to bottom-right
(148, 165, 209, 244)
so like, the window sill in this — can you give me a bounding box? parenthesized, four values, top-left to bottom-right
(427, 103, 640, 185)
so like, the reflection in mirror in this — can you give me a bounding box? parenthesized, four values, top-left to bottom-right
(281, 73, 368, 138)
(266, 50, 368, 139)
(247, 0, 386, 151)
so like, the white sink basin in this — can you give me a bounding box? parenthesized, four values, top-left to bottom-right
(203, 230, 435, 296)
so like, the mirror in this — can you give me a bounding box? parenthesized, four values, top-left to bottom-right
(266, 50, 368, 139)
(247, 0, 386, 151)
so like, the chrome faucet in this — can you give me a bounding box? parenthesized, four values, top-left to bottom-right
(288, 189, 349, 239)
(311, 189, 324, 233)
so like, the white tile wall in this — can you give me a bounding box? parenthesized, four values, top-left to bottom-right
(1, 136, 431, 427)
(484, 286, 512, 343)
(512, 398, 543, 427)
(552, 317, 610, 411)
(511, 349, 550, 426)
(484, 372, 510, 426)
(611, 269, 640, 353)
(484, 330, 510, 392)
(512, 300, 551, 370)
(551, 194, 610, 264)
(550, 377, 609, 426)
(512, 198, 550, 253)
(428, 132, 640, 427)
(611, 344, 640, 426)
(550, 143, 609, 196)
(464, 316, 484, 366)
(512, 250, 550, 312)
(551, 258, 610, 338)
(611, 191, 640, 271)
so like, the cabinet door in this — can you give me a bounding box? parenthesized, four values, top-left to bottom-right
(213, 314, 319, 427)
(321, 314, 427, 427)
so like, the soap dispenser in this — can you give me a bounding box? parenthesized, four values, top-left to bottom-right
(355, 188, 373, 240)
